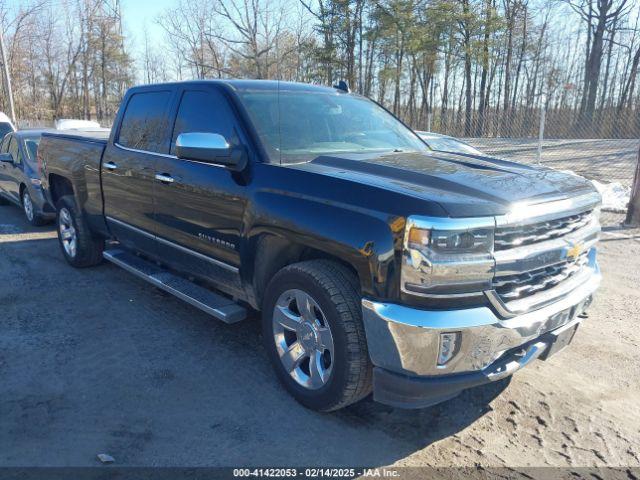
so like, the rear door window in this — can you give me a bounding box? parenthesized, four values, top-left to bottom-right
(170, 90, 238, 155)
(117, 91, 172, 153)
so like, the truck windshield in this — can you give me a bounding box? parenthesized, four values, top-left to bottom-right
(236, 89, 429, 163)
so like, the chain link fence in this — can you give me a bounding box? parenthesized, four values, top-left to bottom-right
(428, 108, 640, 227)
(16, 102, 640, 228)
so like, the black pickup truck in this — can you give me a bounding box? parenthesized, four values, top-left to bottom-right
(39, 80, 602, 411)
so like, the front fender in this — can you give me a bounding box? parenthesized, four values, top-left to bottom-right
(245, 190, 405, 300)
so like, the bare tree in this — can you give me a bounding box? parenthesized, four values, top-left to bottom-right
(568, 0, 630, 124)
(208, 0, 287, 79)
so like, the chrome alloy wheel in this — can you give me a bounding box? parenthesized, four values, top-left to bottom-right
(272, 289, 335, 390)
(23, 191, 34, 222)
(58, 208, 77, 258)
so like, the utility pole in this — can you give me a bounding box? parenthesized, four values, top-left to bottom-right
(625, 142, 640, 226)
(0, 30, 16, 125)
(536, 107, 546, 165)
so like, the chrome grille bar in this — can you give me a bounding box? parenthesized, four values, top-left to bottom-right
(495, 210, 592, 250)
(487, 192, 601, 317)
(494, 252, 589, 301)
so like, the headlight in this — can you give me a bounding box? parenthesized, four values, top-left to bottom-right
(402, 216, 495, 297)
(408, 227, 493, 254)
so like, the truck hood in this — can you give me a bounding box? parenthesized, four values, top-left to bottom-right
(288, 150, 597, 217)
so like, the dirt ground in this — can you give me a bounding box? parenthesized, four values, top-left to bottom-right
(0, 203, 639, 469)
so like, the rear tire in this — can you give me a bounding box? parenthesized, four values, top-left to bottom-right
(56, 195, 104, 268)
(262, 260, 372, 412)
(22, 189, 46, 226)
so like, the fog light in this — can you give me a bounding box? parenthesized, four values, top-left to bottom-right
(583, 294, 593, 310)
(438, 332, 460, 366)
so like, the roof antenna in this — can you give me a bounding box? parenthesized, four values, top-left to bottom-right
(333, 80, 350, 93)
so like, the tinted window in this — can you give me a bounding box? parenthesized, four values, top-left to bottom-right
(8, 137, 20, 164)
(171, 90, 237, 154)
(118, 91, 172, 153)
(24, 137, 41, 164)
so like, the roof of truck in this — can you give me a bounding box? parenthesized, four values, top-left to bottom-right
(131, 79, 341, 94)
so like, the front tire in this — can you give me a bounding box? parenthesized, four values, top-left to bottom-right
(262, 260, 372, 412)
(56, 195, 104, 268)
(22, 189, 46, 226)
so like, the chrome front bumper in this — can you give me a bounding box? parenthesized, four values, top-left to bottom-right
(362, 264, 601, 378)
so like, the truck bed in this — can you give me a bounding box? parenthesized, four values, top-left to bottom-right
(40, 130, 110, 232)
(41, 129, 111, 143)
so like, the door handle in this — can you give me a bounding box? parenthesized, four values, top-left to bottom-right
(104, 161, 118, 171)
(155, 173, 174, 184)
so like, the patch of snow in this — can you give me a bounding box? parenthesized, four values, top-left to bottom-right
(591, 180, 631, 213)
(557, 169, 630, 212)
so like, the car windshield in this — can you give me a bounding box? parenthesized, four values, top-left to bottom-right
(420, 134, 481, 155)
(237, 89, 429, 163)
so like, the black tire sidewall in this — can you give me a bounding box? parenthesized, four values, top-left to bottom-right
(22, 189, 43, 226)
(20, 188, 37, 225)
(56, 199, 79, 264)
(55, 195, 104, 267)
(262, 267, 353, 411)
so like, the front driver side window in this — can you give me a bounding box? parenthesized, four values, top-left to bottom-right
(170, 90, 238, 155)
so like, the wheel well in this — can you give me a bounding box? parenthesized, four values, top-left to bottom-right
(253, 235, 361, 308)
(19, 183, 26, 200)
(48, 174, 74, 206)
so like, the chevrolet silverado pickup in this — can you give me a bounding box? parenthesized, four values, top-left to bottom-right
(39, 80, 602, 412)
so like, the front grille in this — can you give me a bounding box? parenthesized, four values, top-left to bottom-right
(495, 210, 593, 251)
(493, 251, 589, 301)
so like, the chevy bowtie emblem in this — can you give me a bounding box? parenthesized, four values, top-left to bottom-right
(566, 242, 584, 261)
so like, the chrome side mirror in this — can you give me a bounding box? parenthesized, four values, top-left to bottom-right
(175, 132, 246, 171)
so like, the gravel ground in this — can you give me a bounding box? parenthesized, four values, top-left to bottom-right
(0, 204, 639, 469)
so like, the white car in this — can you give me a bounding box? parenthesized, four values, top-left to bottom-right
(416, 131, 483, 155)
(55, 119, 103, 131)
(0, 112, 16, 140)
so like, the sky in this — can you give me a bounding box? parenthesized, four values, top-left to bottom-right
(119, 0, 175, 58)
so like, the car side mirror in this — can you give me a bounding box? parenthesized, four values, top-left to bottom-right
(0, 153, 13, 164)
(175, 133, 247, 171)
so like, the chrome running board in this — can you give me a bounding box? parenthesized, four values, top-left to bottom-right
(103, 249, 247, 324)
